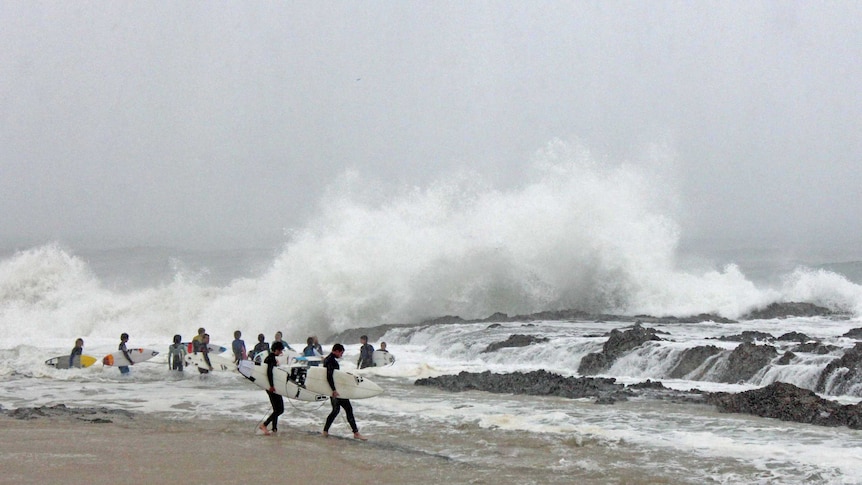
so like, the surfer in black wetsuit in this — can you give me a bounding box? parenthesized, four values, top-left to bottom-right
(69, 338, 83, 368)
(260, 341, 285, 436)
(323, 343, 367, 440)
(357, 335, 374, 369)
(250, 333, 269, 360)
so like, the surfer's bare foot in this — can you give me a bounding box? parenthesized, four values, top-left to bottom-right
(321, 431, 329, 437)
(353, 432, 367, 441)
(259, 424, 271, 436)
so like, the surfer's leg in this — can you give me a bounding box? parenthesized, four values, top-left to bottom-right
(271, 395, 284, 432)
(341, 399, 359, 433)
(323, 397, 340, 433)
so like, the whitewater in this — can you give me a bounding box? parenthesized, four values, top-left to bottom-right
(3, 148, 862, 483)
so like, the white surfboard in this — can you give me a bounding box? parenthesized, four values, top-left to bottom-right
(183, 342, 228, 354)
(184, 352, 237, 372)
(372, 350, 395, 367)
(46, 354, 98, 369)
(102, 348, 159, 366)
(301, 366, 383, 399)
(237, 360, 329, 402)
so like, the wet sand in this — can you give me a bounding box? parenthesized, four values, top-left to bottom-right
(0, 413, 489, 484)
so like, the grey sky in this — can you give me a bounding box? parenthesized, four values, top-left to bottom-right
(2, 2, 860, 255)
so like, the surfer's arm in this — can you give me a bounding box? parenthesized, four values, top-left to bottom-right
(121, 348, 134, 365)
(326, 365, 337, 394)
(266, 359, 276, 390)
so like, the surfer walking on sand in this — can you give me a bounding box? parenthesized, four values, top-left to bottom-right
(69, 338, 83, 368)
(118, 333, 133, 374)
(259, 341, 285, 436)
(323, 343, 367, 440)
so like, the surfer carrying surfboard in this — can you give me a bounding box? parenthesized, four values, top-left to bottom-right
(323, 344, 367, 440)
(118, 333, 133, 374)
(69, 338, 84, 368)
(259, 342, 285, 436)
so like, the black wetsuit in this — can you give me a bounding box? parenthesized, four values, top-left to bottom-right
(357, 343, 374, 369)
(69, 346, 82, 368)
(323, 353, 359, 433)
(262, 352, 284, 432)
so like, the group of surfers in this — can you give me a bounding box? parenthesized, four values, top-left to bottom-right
(64, 330, 384, 440)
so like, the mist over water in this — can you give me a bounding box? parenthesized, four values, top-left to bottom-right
(2, 143, 861, 343)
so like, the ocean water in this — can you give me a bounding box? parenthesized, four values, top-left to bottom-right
(2, 243, 862, 483)
(3, 156, 862, 482)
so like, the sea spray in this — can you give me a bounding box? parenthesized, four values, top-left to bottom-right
(2, 142, 862, 343)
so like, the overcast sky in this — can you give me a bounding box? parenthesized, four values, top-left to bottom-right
(2, 1, 860, 256)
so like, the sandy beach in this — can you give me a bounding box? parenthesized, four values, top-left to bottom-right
(0, 409, 490, 485)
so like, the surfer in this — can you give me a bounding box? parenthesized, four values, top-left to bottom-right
(118, 333, 133, 374)
(323, 343, 367, 440)
(379, 341, 388, 352)
(198, 333, 214, 374)
(273, 331, 294, 352)
(312, 335, 323, 355)
(259, 341, 285, 436)
(232, 330, 247, 364)
(168, 334, 186, 371)
(191, 327, 206, 352)
(303, 337, 322, 366)
(69, 338, 84, 368)
(357, 335, 374, 369)
(250, 333, 269, 360)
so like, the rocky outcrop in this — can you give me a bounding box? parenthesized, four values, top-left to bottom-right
(715, 331, 774, 343)
(481, 334, 549, 353)
(718, 343, 778, 383)
(742, 302, 833, 320)
(843, 328, 862, 339)
(707, 382, 862, 429)
(668, 345, 722, 379)
(777, 331, 812, 343)
(415, 370, 627, 401)
(792, 342, 839, 355)
(578, 324, 663, 375)
(816, 343, 862, 395)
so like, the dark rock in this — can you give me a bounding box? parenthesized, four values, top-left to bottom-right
(718, 343, 778, 383)
(627, 379, 667, 390)
(816, 343, 862, 394)
(777, 331, 812, 343)
(843, 328, 862, 339)
(715, 331, 775, 343)
(742, 302, 832, 320)
(668, 345, 723, 379)
(707, 382, 862, 429)
(578, 324, 663, 375)
(777, 351, 796, 365)
(486, 323, 502, 329)
(415, 370, 626, 400)
(792, 342, 839, 355)
(481, 334, 549, 353)
(594, 396, 617, 405)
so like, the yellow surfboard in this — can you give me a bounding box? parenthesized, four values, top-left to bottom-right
(45, 354, 98, 369)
